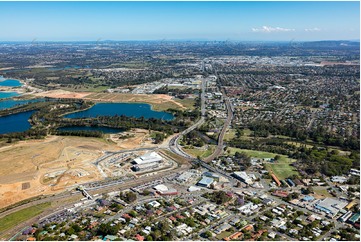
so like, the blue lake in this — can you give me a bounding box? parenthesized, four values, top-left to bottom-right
(0, 110, 35, 134)
(58, 126, 125, 133)
(0, 98, 45, 110)
(0, 92, 20, 99)
(64, 103, 174, 120)
(0, 79, 23, 87)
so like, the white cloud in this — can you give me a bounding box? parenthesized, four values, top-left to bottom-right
(252, 26, 295, 33)
(304, 27, 321, 32)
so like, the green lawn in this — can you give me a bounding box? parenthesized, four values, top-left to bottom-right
(224, 129, 237, 141)
(227, 147, 298, 180)
(215, 231, 232, 240)
(314, 188, 332, 198)
(173, 98, 196, 110)
(184, 145, 216, 159)
(265, 162, 299, 180)
(227, 147, 295, 162)
(0, 202, 51, 234)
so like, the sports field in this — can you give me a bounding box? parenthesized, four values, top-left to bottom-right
(227, 147, 294, 162)
(264, 162, 299, 180)
(227, 147, 298, 180)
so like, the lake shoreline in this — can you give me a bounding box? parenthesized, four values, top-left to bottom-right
(63, 102, 174, 120)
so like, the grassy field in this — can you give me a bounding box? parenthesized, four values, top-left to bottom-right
(227, 147, 295, 162)
(243, 129, 252, 136)
(159, 149, 189, 164)
(224, 129, 237, 141)
(265, 162, 299, 180)
(215, 231, 232, 240)
(236, 128, 253, 140)
(314, 188, 332, 198)
(173, 98, 196, 110)
(0, 202, 51, 234)
(184, 145, 216, 159)
(227, 147, 298, 180)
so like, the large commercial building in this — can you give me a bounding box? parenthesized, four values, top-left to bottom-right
(271, 173, 281, 186)
(314, 198, 348, 217)
(177, 172, 193, 183)
(153, 184, 178, 196)
(197, 176, 214, 188)
(233, 171, 253, 185)
(133, 152, 162, 165)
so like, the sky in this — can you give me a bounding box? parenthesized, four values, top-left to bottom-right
(0, 1, 359, 41)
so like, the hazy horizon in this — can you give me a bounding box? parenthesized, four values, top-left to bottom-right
(0, 1, 359, 42)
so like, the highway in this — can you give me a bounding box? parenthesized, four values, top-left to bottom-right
(201, 63, 233, 163)
(203, 88, 233, 162)
(169, 77, 207, 159)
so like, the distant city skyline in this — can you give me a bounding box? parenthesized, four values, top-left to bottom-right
(0, 1, 359, 41)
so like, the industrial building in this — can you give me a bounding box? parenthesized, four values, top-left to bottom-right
(133, 152, 162, 165)
(153, 184, 178, 196)
(271, 173, 281, 186)
(232, 171, 253, 185)
(177, 172, 193, 183)
(314, 198, 348, 217)
(203, 171, 220, 181)
(349, 169, 360, 176)
(331, 176, 348, 183)
(348, 213, 360, 224)
(286, 178, 296, 187)
(197, 176, 214, 188)
(339, 211, 353, 223)
(132, 162, 159, 172)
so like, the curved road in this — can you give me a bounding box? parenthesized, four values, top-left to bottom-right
(203, 88, 233, 162)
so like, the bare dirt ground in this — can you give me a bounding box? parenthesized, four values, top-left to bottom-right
(109, 128, 155, 149)
(0, 136, 120, 209)
(34, 90, 92, 99)
(83, 92, 185, 110)
(34, 90, 185, 111)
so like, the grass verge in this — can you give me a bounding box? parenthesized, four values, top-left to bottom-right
(0, 202, 51, 234)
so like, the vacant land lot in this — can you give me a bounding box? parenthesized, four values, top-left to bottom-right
(35, 90, 189, 111)
(184, 145, 216, 159)
(83, 93, 186, 111)
(223, 129, 237, 141)
(173, 98, 196, 110)
(0, 202, 51, 234)
(0, 136, 120, 208)
(313, 187, 332, 198)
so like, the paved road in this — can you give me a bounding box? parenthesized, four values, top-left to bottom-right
(203, 66, 234, 163)
(169, 77, 207, 159)
(203, 88, 233, 162)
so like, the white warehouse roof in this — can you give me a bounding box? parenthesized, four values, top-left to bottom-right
(133, 152, 162, 165)
(153, 184, 169, 192)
